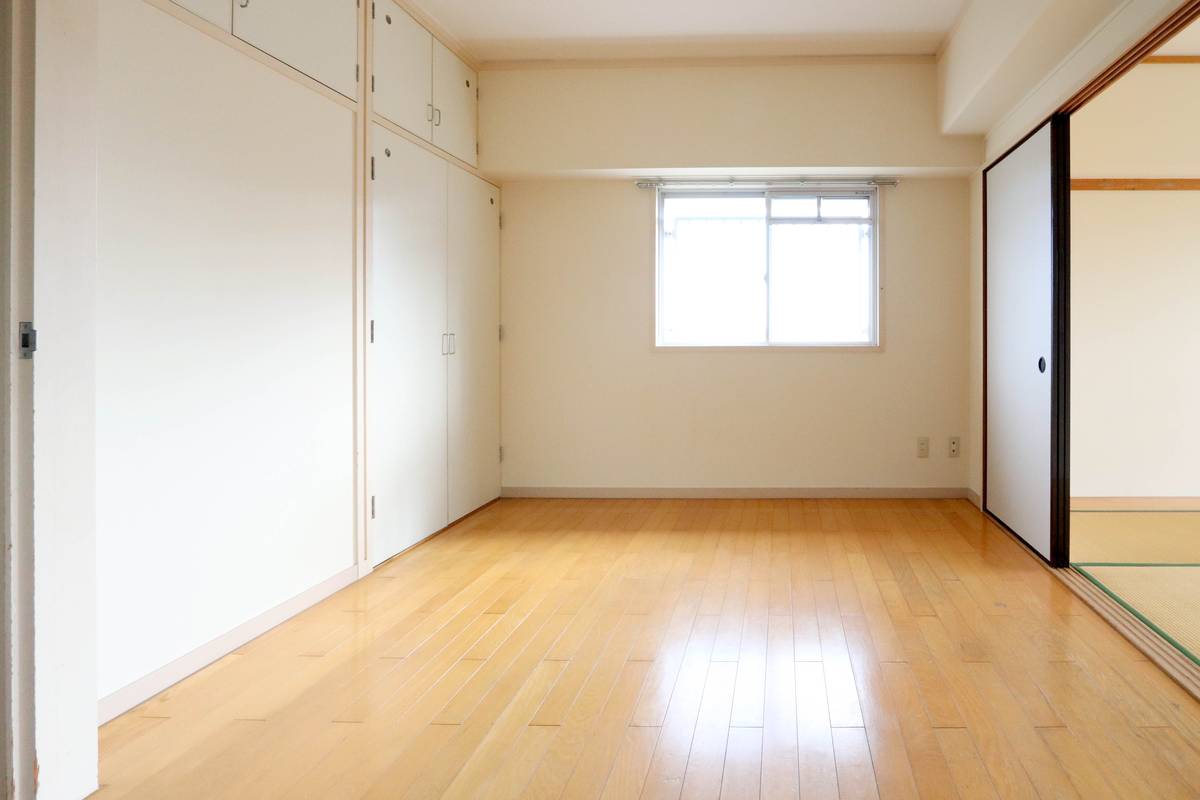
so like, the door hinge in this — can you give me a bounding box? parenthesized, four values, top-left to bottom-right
(18, 322, 37, 359)
(498, 446, 504, 463)
(356, 64, 359, 82)
(370, 319, 375, 343)
(498, 324, 504, 342)
(371, 1, 375, 18)
(371, 495, 376, 519)
(498, 213, 503, 229)
(370, 156, 375, 180)
(371, 75, 375, 93)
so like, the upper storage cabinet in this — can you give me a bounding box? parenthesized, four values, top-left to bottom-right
(233, 0, 358, 99)
(432, 40, 478, 165)
(171, 0, 232, 30)
(373, 2, 433, 140)
(373, 1, 478, 166)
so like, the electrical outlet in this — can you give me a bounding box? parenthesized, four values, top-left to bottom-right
(917, 437, 930, 459)
(948, 437, 961, 458)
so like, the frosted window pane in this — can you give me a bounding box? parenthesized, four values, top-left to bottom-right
(660, 196, 766, 345)
(769, 223, 872, 344)
(771, 197, 818, 217)
(820, 197, 871, 218)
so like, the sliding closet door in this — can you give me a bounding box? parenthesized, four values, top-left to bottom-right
(369, 126, 448, 565)
(985, 115, 1070, 565)
(447, 168, 500, 521)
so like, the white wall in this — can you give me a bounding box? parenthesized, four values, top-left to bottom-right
(1072, 64, 1200, 177)
(1070, 192, 1200, 497)
(95, 0, 356, 701)
(500, 179, 970, 492)
(1069, 61, 1200, 498)
(480, 59, 981, 179)
(31, 0, 100, 796)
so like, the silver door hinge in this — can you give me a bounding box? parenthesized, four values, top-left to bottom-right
(498, 446, 504, 463)
(371, 495, 376, 519)
(498, 324, 504, 342)
(370, 156, 375, 180)
(370, 320, 375, 343)
(371, 75, 375, 92)
(498, 213, 503, 229)
(19, 322, 36, 359)
(356, 64, 360, 82)
(371, 2, 375, 18)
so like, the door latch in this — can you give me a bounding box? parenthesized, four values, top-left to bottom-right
(19, 322, 36, 359)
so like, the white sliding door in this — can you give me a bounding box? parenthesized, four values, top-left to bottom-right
(985, 116, 1069, 565)
(369, 126, 448, 565)
(447, 169, 500, 521)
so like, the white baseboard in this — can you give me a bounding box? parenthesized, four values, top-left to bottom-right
(98, 564, 358, 724)
(966, 488, 982, 509)
(502, 486, 972, 500)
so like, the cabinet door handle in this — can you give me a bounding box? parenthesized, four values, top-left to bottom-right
(238, 0, 249, 6)
(441, 333, 448, 355)
(433, 107, 442, 127)
(448, 333, 456, 354)
(426, 103, 434, 122)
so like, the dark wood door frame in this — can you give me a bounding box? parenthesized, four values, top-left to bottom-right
(981, 0, 1200, 569)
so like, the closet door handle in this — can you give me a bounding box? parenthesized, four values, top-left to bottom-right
(441, 333, 448, 355)
(426, 103, 434, 122)
(433, 107, 442, 127)
(448, 333, 456, 354)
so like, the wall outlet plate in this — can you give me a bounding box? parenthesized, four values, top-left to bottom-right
(948, 437, 961, 458)
(917, 437, 930, 459)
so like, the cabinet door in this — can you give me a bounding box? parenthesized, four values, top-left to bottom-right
(432, 39, 478, 166)
(373, 0, 433, 140)
(369, 126, 448, 565)
(447, 168, 500, 521)
(171, 0, 232, 30)
(232, 0, 358, 99)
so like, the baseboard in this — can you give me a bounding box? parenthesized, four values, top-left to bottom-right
(966, 487, 982, 509)
(501, 486, 972, 500)
(97, 564, 358, 724)
(1071, 496, 1200, 511)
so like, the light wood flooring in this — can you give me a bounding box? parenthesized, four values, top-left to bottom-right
(97, 498, 1200, 799)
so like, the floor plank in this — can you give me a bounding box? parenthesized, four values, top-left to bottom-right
(97, 498, 1200, 799)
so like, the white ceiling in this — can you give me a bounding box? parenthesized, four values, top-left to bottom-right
(1157, 17, 1200, 55)
(413, 0, 968, 62)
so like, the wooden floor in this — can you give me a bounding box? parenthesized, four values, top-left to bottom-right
(98, 499, 1200, 799)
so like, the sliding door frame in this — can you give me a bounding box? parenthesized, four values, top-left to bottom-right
(982, 113, 1072, 568)
(982, 0, 1200, 570)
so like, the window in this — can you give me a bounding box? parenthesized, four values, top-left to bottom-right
(655, 189, 879, 347)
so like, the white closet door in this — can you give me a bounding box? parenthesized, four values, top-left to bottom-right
(369, 126, 448, 565)
(986, 121, 1055, 561)
(432, 39, 478, 166)
(373, 0, 433, 140)
(232, 0, 358, 99)
(447, 169, 500, 521)
(171, 0, 232, 30)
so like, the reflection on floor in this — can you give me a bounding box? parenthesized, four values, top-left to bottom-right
(98, 499, 1200, 798)
(1071, 511, 1200, 665)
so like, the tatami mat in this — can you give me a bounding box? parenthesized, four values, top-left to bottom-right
(1074, 565, 1200, 666)
(1070, 511, 1200, 563)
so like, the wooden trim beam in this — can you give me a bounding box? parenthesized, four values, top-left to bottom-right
(1072, 178, 1200, 190)
(1142, 55, 1200, 63)
(1060, 0, 1200, 113)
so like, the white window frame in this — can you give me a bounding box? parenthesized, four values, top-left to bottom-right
(654, 187, 882, 350)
